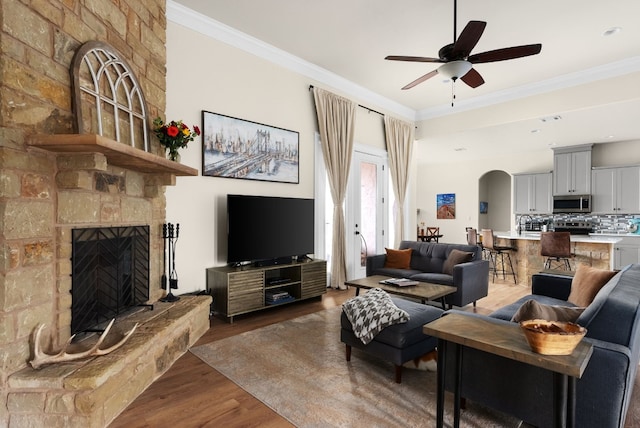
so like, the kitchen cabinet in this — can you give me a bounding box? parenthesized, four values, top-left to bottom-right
(553, 145, 592, 195)
(513, 172, 552, 214)
(613, 237, 640, 270)
(592, 166, 640, 214)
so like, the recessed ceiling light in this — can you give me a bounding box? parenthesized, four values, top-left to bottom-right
(531, 129, 540, 134)
(540, 115, 562, 123)
(453, 147, 467, 152)
(603, 27, 622, 36)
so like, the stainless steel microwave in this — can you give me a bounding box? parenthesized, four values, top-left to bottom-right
(552, 194, 591, 213)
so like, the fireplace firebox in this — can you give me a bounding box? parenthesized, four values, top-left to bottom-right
(71, 226, 150, 335)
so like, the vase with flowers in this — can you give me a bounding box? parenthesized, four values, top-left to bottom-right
(153, 117, 201, 162)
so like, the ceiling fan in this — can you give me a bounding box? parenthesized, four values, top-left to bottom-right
(385, 0, 542, 90)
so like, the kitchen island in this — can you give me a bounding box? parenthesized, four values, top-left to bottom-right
(492, 232, 622, 286)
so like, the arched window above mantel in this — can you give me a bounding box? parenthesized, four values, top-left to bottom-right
(70, 41, 150, 152)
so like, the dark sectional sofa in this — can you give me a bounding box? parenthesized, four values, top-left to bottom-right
(366, 240, 489, 308)
(444, 263, 640, 428)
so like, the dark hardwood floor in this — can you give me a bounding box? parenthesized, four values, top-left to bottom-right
(109, 278, 640, 427)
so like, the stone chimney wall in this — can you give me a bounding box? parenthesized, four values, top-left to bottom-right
(0, 1, 168, 425)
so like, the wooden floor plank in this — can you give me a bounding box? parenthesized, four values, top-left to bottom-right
(111, 277, 638, 427)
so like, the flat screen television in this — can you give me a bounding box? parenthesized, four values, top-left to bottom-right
(227, 194, 315, 265)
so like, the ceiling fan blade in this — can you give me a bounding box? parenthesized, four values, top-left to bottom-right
(385, 55, 443, 63)
(468, 44, 542, 64)
(460, 68, 484, 88)
(401, 70, 439, 90)
(450, 21, 486, 59)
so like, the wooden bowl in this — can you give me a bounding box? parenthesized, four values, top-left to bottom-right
(520, 319, 587, 355)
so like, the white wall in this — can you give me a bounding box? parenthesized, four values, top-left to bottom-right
(416, 139, 640, 245)
(164, 21, 640, 293)
(415, 149, 552, 245)
(164, 23, 391, 293)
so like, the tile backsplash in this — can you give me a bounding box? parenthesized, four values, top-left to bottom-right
(516, 214, 640, 234)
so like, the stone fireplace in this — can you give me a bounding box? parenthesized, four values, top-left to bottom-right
(0, 2, 211, 426)
(1, 133, 212, 427)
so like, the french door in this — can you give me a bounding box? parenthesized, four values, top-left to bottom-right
(345, 148, 389, 280)
(314, 137, 390, 285)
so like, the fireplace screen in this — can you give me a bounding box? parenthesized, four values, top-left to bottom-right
(71, 226, 150, 335)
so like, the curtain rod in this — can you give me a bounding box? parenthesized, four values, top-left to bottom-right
(308, 85, 384, 117)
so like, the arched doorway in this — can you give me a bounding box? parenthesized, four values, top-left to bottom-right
(478, 170, 512, 232)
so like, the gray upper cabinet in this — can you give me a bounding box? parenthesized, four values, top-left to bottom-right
(592, 166, 640, 214)
(514, 173, 552, 214)
(553, 145, 592, 195)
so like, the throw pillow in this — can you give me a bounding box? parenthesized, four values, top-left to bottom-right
(511, 299, 585, 323)
(567, 264, 617, 307)
(442, 249, 474, 275)
(384, 248, 412, 269)
(342, 288, 409, 344)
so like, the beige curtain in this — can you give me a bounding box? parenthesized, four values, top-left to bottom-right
(384, 115, 415, 248)
(313, 87, 356, 289)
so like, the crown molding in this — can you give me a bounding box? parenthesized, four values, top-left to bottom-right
(166, 1, 416, 121)
(415, 56, 640, 121)
(167, 1, 640, 124)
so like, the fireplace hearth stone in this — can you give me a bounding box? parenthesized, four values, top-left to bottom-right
(7, 295, 211, 427)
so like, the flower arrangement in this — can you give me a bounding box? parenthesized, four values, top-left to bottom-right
(153, 117, 201, 161)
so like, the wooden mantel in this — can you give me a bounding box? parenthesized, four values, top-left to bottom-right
(28, 134, 198, 176)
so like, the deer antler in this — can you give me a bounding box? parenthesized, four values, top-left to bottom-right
(29, 319, 138, 369)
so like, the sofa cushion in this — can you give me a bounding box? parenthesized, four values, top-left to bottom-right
(489, 295, 577, 321)
(442, 249, 474, 275)
(399, 241, 481, 273)
(410, 272, 455, 286)
(568, 264, 617, 307)
(510, 299, 585, 323)
(372, 268, 423, 278)
(384, 248, 412, 269)
(341, 288, 409, 344)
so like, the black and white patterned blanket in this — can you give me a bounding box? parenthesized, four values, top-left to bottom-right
(342, 288, 410, 344)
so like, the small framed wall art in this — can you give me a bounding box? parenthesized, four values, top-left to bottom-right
(201, 110, 299, 184)
(436, 193, 456, 219)
(480, 201, 488, 214)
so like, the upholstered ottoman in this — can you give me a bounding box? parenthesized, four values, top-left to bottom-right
(340, 295, 443, 383)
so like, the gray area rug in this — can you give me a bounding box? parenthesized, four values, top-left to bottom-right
(190, 307, 522, 427)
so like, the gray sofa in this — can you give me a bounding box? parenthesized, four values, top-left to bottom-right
(444, 263, 640, 428)
(366, 240, 489, 308)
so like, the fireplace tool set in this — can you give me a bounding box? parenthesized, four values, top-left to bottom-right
(160, 222, 180, 302)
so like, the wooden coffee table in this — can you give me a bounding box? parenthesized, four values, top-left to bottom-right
(345, 275, 457, 309)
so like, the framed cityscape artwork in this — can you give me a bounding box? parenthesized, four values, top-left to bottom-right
(201, 110, 299, 183)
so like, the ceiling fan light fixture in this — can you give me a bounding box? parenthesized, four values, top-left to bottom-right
(438, 60, 472, 80)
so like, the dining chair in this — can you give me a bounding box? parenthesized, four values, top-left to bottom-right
(426, 227, 440, 243)
(466, 228, 478, 245)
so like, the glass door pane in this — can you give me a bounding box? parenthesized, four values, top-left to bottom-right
(359, 161, 377, 266)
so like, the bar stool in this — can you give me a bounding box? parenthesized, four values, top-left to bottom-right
(481, 229, 517, 284)
(540, 231, 572, 270)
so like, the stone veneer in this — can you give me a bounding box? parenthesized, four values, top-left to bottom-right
(7, 296, 211, 427)
(0, 1, 211, 427)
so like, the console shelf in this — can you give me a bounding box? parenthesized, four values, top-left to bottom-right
(206, 259, 327, 322)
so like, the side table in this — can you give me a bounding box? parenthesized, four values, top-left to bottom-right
(423, 313, 593, 428)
